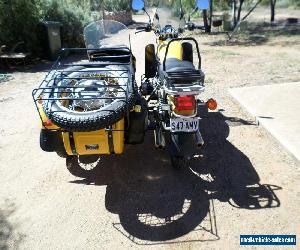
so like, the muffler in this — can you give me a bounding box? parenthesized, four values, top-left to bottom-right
(195, 130, 204, 147)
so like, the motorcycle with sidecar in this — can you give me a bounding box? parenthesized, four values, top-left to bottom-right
(32, 0, 217, 173)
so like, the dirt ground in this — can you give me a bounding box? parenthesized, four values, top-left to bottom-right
(0, 8, 300, 250)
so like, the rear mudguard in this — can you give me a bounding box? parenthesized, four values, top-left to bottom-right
(169, 132, 203, 159)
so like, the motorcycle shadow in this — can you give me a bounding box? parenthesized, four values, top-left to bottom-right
(195, 112, 281, 210)
(69, 112, 281, 243)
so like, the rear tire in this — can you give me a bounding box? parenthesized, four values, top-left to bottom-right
(170, 155, 189, 169)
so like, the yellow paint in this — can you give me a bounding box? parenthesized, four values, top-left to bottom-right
(62, 132, 72, 155)
(38, 102, 125, 155)
(134, 105, 141, 113)
(38, 103, 60, 130)
(62, 118, 125, 155)
(157, 40, 183, 62)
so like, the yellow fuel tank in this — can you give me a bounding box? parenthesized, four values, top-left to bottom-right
(157, 40, 183, 62)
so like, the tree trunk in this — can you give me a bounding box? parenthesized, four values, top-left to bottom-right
(203, 10, 210, 33)
(237, 0, 245, 23)
(231, 0, 237, 28)
(209, 0, 213, 30)
(270, 0, 276, 22)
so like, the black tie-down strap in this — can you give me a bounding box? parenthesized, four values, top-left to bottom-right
(107, 126, 115, 154)
(69, 132, 77, 155)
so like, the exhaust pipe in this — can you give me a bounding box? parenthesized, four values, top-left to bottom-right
(154, 127, 165, 148)
(195, 130, 204, 147)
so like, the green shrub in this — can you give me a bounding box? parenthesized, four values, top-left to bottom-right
(0, 0, 101, 52)
(102, 0, 131, 12)
(0, 0, 41, 52)
(40, 0, 99, 48)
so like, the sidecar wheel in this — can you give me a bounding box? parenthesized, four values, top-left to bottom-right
(56, 150, 68, 158)
(66, 155, 101, 178)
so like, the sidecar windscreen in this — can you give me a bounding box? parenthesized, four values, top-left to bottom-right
(84, 20, 131, 50)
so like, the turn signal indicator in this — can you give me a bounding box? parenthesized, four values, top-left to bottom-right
(206, 98, 217, 110)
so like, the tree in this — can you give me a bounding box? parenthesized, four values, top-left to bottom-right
(270, 0, 276, 22)
(237, 0, 245, 23)
(0, 0, 41, 52)
(230, 0, 246, 27)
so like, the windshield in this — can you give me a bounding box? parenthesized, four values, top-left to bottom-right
(84, 20, 130, 49)
(147, 0, 185, 31)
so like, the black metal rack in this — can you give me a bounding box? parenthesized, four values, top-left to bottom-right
(32, 48, 134, 131)
(165, 69, 205, 85)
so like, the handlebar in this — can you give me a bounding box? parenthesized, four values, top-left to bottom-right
(135, 22, 205, 35)
(184, 22, 205, 31)
(195, 25, 205, 30)
(136, 26, 147, 30)
(135, 29, 146, 34)
(135, 24, 152, 34)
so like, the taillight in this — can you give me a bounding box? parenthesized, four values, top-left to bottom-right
(174, 95, 196, 111)
(43, 119, 54, 127)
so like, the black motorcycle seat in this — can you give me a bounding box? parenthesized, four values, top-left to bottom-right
(162, 58, 195, 72)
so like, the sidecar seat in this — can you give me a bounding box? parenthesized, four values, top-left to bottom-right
(88, 47, 131, 63)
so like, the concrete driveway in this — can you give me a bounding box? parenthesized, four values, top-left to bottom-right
(230, 82, 300, 161)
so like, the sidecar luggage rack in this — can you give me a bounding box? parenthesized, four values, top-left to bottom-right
(32, 56, 133, 131)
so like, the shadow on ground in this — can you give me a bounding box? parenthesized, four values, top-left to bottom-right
(0, 201, 24, 250)
(69, 112, 281, 245)
(205, 21, 300, 47)
(0, 50, 88, 74)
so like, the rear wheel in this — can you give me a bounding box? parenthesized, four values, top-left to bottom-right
(169, 133, 199, 170)
(170, 155, 189, 169)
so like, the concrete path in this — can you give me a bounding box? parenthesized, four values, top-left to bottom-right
(230, 82, 300, 161)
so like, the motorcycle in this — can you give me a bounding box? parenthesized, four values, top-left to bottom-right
(132, 0, 217, 168)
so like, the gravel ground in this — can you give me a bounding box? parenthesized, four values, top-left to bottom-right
(0, 9, 299, 250)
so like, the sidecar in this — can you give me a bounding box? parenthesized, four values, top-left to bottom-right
(32, 20, 147, 160)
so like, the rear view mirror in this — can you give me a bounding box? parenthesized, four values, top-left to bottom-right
(132, 0, 144, 11)
(197, 0, 209, 10)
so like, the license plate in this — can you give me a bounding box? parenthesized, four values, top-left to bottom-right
(170, 117, 199, 132)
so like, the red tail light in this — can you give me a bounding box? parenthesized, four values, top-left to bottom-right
(43, 119, 53, 127)
(174, 95, 196, 111)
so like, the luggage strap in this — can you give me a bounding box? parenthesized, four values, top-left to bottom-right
(69, 132, 77, 155)
(107, 126, 115, 154)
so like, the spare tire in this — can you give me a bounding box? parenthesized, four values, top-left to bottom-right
(43, 65, 136, 132)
